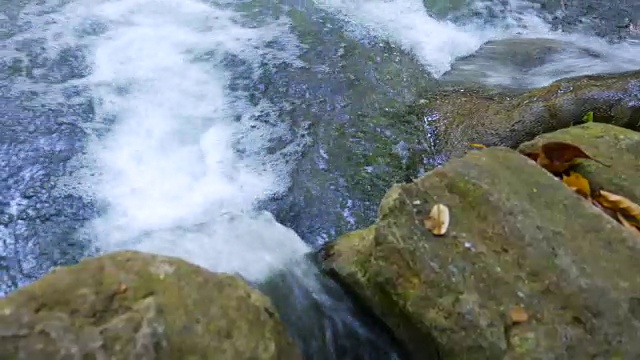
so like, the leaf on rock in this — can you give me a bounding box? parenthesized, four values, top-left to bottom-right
(469, 143, 487, 149)
(595, 190, 640, 225)
(562, 172, 591, 198)
(508, 306, 529, 324)
(522, 141, 609, 174)
(590, 198, 620, 221)
(522, 151, 539, 162)
(616, 213, 640, 235)
(425, 204, 450, 236)
(582, 111, 594, 123)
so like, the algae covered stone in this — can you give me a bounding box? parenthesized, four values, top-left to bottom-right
(0, 250, 300, 359)
(321, 145, 640, 359)
(398, 70, 640, 160)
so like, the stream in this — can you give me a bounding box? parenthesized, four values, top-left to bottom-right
(2, 0, 640, 358)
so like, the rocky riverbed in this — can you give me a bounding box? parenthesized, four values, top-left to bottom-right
(3, 69, 640, 358)
(320, 71, 640, 358)
(3, 0, 640, 358)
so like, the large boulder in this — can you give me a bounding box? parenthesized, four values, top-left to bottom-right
(321, 123, 640, 359)
(396, 70, 640, 161)
(0, 250, 301, 359)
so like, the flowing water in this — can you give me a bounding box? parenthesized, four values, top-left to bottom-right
(2, 0, 640, 358)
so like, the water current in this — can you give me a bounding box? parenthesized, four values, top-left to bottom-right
(2, 0, 640, 357)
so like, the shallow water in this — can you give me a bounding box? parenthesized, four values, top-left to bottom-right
(2, 0, 640, 357)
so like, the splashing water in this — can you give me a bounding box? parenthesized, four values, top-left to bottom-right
(44, 0, 405, 357)
(51, 0, 308, 280)
(314, 0, 640, 85)
(4, 0, 640, 358)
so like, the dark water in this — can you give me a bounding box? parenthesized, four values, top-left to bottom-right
(2, 0, 640, 358)
(1, 1, 97, 291)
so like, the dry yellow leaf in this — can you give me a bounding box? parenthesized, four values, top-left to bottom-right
(508, 306, 529, 324)
(469, 143, 487, 149)
(562, 171, 591, 198)
(595, 190, 640, 224)
(424, 203, 450, 236)
(616, 213, 640, 235)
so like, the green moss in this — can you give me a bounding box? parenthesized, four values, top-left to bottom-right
(333, 227, 376, 286)
(509, 329, 537, 354)
(443, 171, 485, 204)
(0, 251, 299, 359)
(324, 143, 640, 358)
(329, 112, 434, 205)
(374, 70, 640, 161)
(329, 225, 444, 358)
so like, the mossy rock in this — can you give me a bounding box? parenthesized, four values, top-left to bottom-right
(399, 70, 640, 160)
(0, 250, 301, 359)
(321, 144, 640, 359)
(518, 122, 640, 205)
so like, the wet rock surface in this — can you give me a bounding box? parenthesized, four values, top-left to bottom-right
(443, 38, 571, 81)
(259, 6, 434, 246)
(3, 0, 640, 294)
(451, 0, 640, 42)
(3, 0, 640, 357)
(539, 0, 640, 40)
(440, 38, 616, 89)
(403, 70, 640, 161)
(0, 80, 97, 295)
(321, 122, 640, 359)
(0, 250, 301, 359)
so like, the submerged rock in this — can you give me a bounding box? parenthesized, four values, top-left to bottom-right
(406, 69, 640, 160)
(321, 123, 640, 359)
(440, 38, 605, 88)
(422, 0, 470, 19)
(0, 250, 301, 359)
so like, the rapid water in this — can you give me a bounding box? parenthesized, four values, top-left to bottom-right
(61, 0, 310, 283)
(2, 0, 640, 358)
(315, 0, 640, 86)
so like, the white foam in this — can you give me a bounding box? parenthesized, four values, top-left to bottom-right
(513, 33, 640, 87)
(314, 0, 497, 76)
(474, 0, 640, 86)
(54, 0, 310, 281)
(314, 0, 640, 85)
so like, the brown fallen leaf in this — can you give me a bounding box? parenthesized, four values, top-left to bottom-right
(616, 212, 640, 235)
(522, 151, 539, 163)
(590, 198, 619, 220)
(424, 203, 450, 236)
(562, 171, 591, 198)
(594, 190, 640, 224)
(469, 143, 487, 149)
(508, 306, 529, 324)
(628, 217, 640, 229)
(523, 141, 609, 174)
